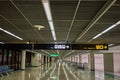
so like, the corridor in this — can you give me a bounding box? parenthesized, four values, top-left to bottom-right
(0, 62, 120, 80)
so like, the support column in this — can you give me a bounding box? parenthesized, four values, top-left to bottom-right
(79, 55, 81, 63)
(74, 56, 75, 62)
(46, 56, 48, 63)
(50, 57, 52, 62)
(51, 57, 55, 63)
(72, 56, 74, 62)
(88, 54, 91, 70)
(70, 56, 72, 62)
(41, 55, 44, 65)
(21, 50, 26, 70)
(90, 53, 95, 71)
(48, 57, 50, 63)
(44, 56, 46, 63)
(31, 53, 41, 67)
(104, 53, 114, 72)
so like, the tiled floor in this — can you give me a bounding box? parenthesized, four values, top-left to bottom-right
(0, 62, 120, 80)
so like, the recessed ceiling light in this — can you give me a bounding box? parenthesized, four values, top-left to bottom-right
(34, 25, 45, 30)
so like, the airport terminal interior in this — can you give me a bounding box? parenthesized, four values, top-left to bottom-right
(0, 0, 120, 80)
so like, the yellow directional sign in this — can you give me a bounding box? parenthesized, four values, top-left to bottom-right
(96, 45, 108, 50)
(104, 46, 108, 49)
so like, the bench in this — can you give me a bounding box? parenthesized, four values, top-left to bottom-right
(0, 65, 14, 77)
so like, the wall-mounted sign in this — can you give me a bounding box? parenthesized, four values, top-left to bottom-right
(71, 44, 108, 50)
(53, 44, 70, 49)
(50, 53, 60, 57)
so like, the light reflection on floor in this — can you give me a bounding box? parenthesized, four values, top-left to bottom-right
(0, 62, 120, 80)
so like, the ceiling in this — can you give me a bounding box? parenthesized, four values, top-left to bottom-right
(0, 0, 120, 56)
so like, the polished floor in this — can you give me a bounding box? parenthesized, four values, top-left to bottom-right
(0, 62, 120, 80)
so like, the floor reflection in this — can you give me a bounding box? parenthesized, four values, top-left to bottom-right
(95, 71, 104, 80)
(0, 62, 120, 80)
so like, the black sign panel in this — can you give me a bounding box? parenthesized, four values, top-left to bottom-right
(72, 44, 108, 50)
(34, 44, 70, 50)
(0, 44, 108, 50)
(0, 44, 32, 50)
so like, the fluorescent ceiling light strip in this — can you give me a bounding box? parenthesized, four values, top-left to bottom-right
(49, 21, 54, 31)
(93, 20, 120, 39)
(108, 44, 114, 47)
(0, 28, 23, 40)
(31, 51, 39, 54)
(65, 50, 75, 57)
(53, 36, 56, 41)
(116, 20, 120, 25)
(49, 20, 56, 40)
(42, 0, 56, 41)
(0, 42, 4, 44)
(93, 33, 102, 39)
(102, 24, 116, 34)
(41, 50, 50, 54)
(76, 0, 117, 42)
(52, 31, 56, 37)
(43, 3, 52, 20)
(27, 42, 30, 44)
(49, 21, 56, 40)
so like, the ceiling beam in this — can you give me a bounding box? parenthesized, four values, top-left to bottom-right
(9, 0, 44, 41)
(75, 0, 117, 43)
(65, 0, 81, 41)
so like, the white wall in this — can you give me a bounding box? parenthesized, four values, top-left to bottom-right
(81, 54, 90, 70)
(113, 53, 120, 73)
(94, 54, 104, 71)
(75, 55, 79, 63)
(81, 54, 88, 63)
